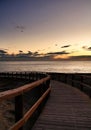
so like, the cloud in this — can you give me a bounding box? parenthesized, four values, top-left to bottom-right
(32, 51, 40, 57)
(0, 49, 8, 57)
(68, 55, 91, 61)
(19, 50, 23, 53)
(15, 50, 70, 59)
(16, 50, 41, 58)
(61, 45, 71, 48)
(27, 51, 33, 55)
(88, 47, 91, 50)
(82, 46, 87, 49)
(82, 46, 91, 51)
(47, 51, 70, 55)
(0, 49, 7, 54)
(0, 49, 90, 61)
(15, 25, 25, 32)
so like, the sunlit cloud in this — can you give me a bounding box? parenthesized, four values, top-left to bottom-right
(54, 55, 70, 60)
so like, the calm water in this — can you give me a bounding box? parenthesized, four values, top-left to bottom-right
(0, 61, 91, 73)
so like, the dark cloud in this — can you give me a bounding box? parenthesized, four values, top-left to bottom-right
(27, 51, 32, 55)
(16, 50, 28, 57)
(82, 46, 91, 51)
(19, 50, 23, 53)
(16, 51, 40, 58)
(16, 25, 25, 32)
(0, 48, 90, 61)
(0, 49, 8, 57)
(32, 51, 40, 57)
(88, 47, 91, 50)
(47, 51, 70, 55)
(0, 49, 7, 54)
(27, 51, 40, 57)
(61, 45, 71, 48)
(69, 55, 91, 61)
(15, 50, 70, 59)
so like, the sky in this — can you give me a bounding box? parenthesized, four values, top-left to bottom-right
(0, 0, 91, 60)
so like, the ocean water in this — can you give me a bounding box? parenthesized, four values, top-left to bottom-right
(0, 61, 91, 73)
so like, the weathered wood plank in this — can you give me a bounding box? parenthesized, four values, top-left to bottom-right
(32, 80, 91, 130)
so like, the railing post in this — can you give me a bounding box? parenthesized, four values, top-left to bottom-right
(71, 74, 74, 87)
(15, 94, 23, 130)
(25, 72, 26, 79)
(12, 72, 13, 78)
(65, 74, 67, 83)
(80, 76, 83, 91)
(20, 72, 22, 79)
(89, 90, 91, 98)
(45, 78, 51, 98)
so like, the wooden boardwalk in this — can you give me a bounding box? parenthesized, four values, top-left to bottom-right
(32, 80, 91, 130)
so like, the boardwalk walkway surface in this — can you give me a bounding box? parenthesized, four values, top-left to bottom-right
(32, 80, 91, 130)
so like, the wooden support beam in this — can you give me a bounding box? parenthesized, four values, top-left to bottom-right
(15, 94, 23, 130)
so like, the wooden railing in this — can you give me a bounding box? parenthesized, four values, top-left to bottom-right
(0, 72, 91, 129)
(0, 72, 46, 81)
(49, 72, 91, 97)
(0, 72, 51, 130)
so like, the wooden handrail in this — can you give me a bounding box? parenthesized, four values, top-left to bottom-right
(0, 76, 50, 101)
(69, 79, 91, 89)
(50, 73, 91, 97)
(9, 86, 51, 130)
(80, 75, 91, 79)
(0, 73, 51, 130)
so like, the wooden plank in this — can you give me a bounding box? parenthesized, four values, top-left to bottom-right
(32, 80, 91, 130)
(9, 87, 51, 130)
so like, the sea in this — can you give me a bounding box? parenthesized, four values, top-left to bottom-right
(0, 61, 91, 73)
